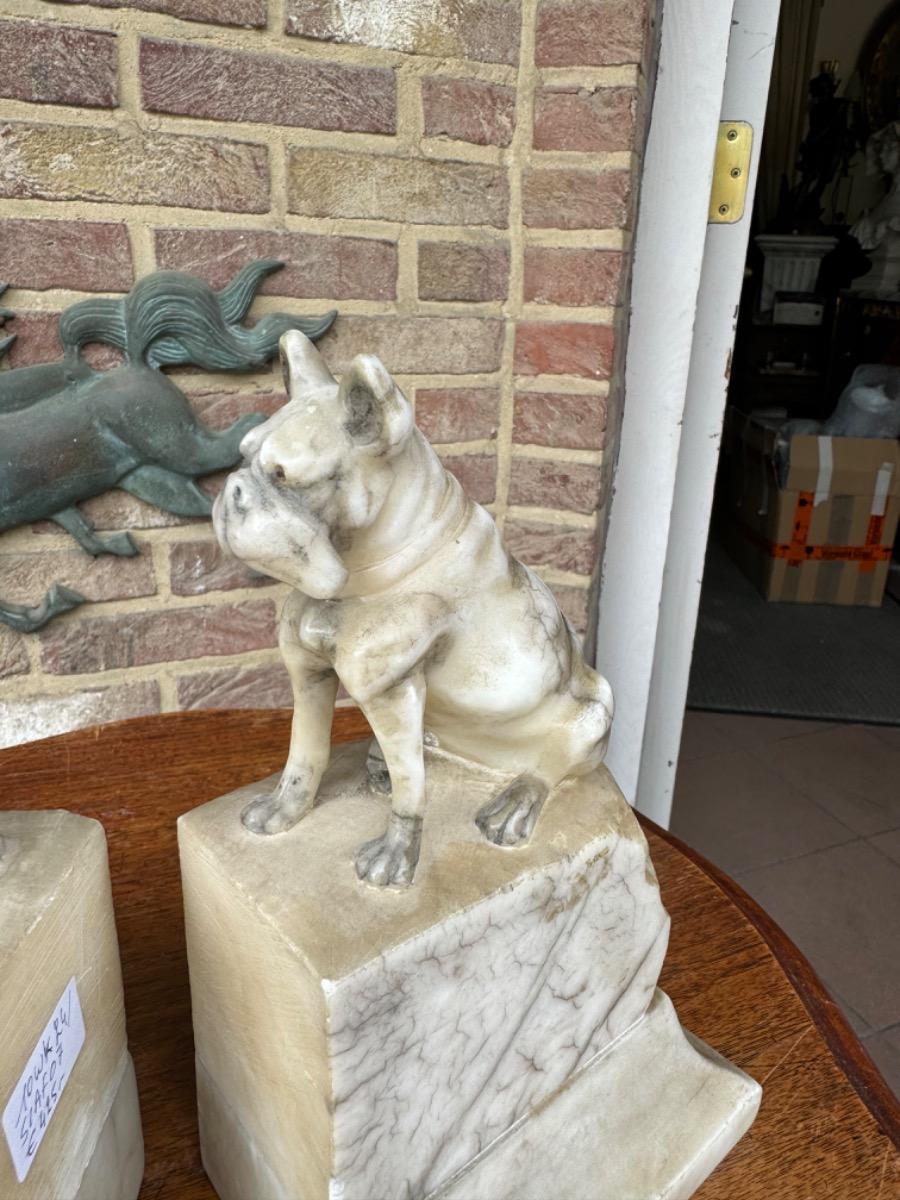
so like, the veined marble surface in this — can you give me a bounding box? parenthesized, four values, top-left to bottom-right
(181, 742, 671, 1200)
(437, 990, 762, 1200)
(329, 819, 667, 1197)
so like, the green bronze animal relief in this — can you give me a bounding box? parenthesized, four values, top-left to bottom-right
(0, 260, 335, 632)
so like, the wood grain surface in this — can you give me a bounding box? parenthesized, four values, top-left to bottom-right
(1, 708, 897, 1199)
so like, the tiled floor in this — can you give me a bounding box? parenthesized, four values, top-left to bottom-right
(671, 711, 900, 1098)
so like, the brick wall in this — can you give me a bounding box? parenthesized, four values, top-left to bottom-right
(0, 0, 656, 747)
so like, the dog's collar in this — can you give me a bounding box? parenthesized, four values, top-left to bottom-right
(339, 476, 469, 596)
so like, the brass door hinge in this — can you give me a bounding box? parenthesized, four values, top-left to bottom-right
(708, 121, 752, 223)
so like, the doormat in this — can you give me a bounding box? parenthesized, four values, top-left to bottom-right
(687, 540, 900, 725)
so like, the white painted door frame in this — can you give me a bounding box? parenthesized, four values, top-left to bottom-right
(595, 0, 781, 824)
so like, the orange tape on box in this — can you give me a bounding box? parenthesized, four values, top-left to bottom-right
(742, 491, 891, 568)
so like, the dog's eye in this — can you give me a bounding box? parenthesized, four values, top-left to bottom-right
(273, 465, 286, 483)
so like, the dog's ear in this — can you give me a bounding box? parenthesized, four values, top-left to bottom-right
(279, 329, 335, 392)
(338, 354, 413, 452)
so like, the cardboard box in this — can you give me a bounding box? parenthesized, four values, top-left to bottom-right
(722, 412, 900, 605)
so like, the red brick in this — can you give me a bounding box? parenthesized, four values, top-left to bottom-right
(39, 599, 277, 674)
(48, 0, 266, 28)
(513, 390, 606, 449)
(552, 584, 589, 635)
(0, 550, 156, 606)
(504, 519, 597, 574)
(285, 0, 520, 65)
(4, 311, 62, 369)
(140, 38, 395, 135)
(155, 228, 397, 301)
(534, 86, 638, 151)
(1, 309, 123, 369)
(320, 316, 504, 374)
(0, 681, 160, 750)
(508, 458, 604, 513)
(4, 311, 124, 371)
(0, 19, 117, 108)
(0, 219, 132, 292)
(169, 540, 276, 597)
(523, 168, 631, 229)
(30, 483, 207, 535)
(416, 388, 499, 442)
(418, 241, 509, 302)
(535, 0, 648, 66)
(187, 390, 284, 431)
(0, 122, 269, 213)
(72, 492, 191, 532)
(422, 76, 516, 146)
(514, 322, 614, 378)
(287, 149, 508, 228)
(177, 662, 292, 710)
(524, 247, 623, 307)
(439, 454, 497, 504)
(0, 628, 28, 680)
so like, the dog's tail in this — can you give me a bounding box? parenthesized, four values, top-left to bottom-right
(58, 260, 336, 370)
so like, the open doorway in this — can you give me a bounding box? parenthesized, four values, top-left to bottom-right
(670, 0, 900, 1094)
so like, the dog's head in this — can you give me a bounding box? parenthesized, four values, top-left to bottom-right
(213, 330, 414, 598)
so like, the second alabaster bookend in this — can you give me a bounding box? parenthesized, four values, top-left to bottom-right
(0, 812, 143, 1200)
(180, 330, 760, 1199)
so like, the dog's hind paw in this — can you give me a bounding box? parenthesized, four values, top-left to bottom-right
(365, 739, 392, 794)
(366, 763, 392, 795)
(355, 814, 422, 887)
(241, 792, 309, 835)
(476, 776, 549, 846)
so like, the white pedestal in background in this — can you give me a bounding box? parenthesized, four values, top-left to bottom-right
(755, 233, 838, 312)
(0, 811, 144, 1200)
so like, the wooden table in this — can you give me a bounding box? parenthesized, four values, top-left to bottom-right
(1, 709, 897, 1198)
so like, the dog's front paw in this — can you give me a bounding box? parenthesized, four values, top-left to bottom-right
(241, 792, 309, 835)
(355, 815, 422, 887)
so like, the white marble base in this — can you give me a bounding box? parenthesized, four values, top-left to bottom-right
(0, 811, 144, 1199)
(180, 741, 758, 1200)
(196, 991, 759, 1200)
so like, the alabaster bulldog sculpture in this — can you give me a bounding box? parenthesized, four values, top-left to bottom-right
(213, 330, 614, 887)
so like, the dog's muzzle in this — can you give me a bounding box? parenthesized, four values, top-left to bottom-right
(213, 468, 254, 552)
(214, 466, 349, 598)
(225, 470, 252, 513)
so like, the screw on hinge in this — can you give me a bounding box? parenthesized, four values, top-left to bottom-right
(718, 203, 729, 215)
(726, 128, 738, 140)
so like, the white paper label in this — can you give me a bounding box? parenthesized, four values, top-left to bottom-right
(2, 977, 85, 1182)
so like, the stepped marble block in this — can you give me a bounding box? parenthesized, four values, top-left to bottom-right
(0, 811, 144, 1200)
(180, 741, 760, 1200)
(438, 989, 761, 1200)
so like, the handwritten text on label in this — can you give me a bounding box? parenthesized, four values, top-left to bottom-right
(2, 977, 86, 1182)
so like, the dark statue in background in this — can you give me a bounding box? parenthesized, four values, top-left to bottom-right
(0, 261, 335, 632)
(775, 65, 864, 233)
